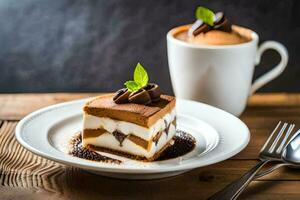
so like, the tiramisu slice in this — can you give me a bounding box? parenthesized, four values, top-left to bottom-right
(82, 63, 176, 161)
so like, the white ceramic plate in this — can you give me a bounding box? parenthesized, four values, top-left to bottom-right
(15, 98, 250, 179)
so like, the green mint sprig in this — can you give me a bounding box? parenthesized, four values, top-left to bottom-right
(195, 6, 215, 26)
(124, 80, 140, 92)
(124, 63, 149, 92)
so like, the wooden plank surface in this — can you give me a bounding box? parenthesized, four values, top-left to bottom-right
(0, 93, 99, 120)
(0, 93, 300, 120)
(0, 93, 300, 199)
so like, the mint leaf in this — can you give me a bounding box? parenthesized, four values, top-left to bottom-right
(134, 62, 149, 87)
(124, 80, 139, 92)
(123, 62, 149, 92)
(195, 6, 215, 26)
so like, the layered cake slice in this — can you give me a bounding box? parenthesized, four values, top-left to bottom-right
(82, 63, 176, 161)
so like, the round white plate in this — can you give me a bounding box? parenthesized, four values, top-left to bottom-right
(15, 98, 250, 179)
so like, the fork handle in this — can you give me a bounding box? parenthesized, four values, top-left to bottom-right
(207, 160, 270, 200)
(232, 162, 289, 200)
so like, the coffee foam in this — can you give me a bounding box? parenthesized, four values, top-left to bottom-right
(173, 25, 252, 46)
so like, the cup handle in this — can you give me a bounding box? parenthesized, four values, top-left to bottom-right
(250, 41, 288, 95)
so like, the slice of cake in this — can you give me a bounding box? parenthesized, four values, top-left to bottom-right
(82, 63, 176, 161)
(82, 94, 176, 161)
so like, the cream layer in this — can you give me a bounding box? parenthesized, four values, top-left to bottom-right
(83, 109, 175, 140)
(82, 124, 176, 158)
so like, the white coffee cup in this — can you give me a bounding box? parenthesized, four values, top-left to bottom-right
(167, 25, 288, 116)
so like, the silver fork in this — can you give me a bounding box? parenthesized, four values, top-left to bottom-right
(208, 121, 295, 200)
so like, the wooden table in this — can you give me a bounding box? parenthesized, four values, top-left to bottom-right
(1, 93, 300, 200)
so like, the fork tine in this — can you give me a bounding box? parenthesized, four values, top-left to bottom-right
(260, 121, 281, 152)
(276, 124, 295, 154)
(269, 122, 288, 153)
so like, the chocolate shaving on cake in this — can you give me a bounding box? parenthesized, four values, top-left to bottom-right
(113, 88, 130, 104)
(143, 83, 162, 102)
(113, 84, 161, 105)
(128, 89, 152, 105)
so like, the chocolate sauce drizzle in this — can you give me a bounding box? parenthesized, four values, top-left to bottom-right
(156, 130, 196, 161)
(69, 130, 196, 163)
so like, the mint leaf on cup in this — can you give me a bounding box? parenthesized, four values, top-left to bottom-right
(195, 6, 215, 26)
(134, 62, 149, 87)
(124, 62, 149, 92)
(124, 80, 140, 92)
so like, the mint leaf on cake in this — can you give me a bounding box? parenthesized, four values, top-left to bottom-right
(195, 6, 215, 26)
(124, 80, 140, 92)
(114, 62, 162, 105)
(124, 62, 149, 92)
(134, 62, 149, 87)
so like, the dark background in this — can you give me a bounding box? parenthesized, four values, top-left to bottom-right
(0, 0, 299, 94)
